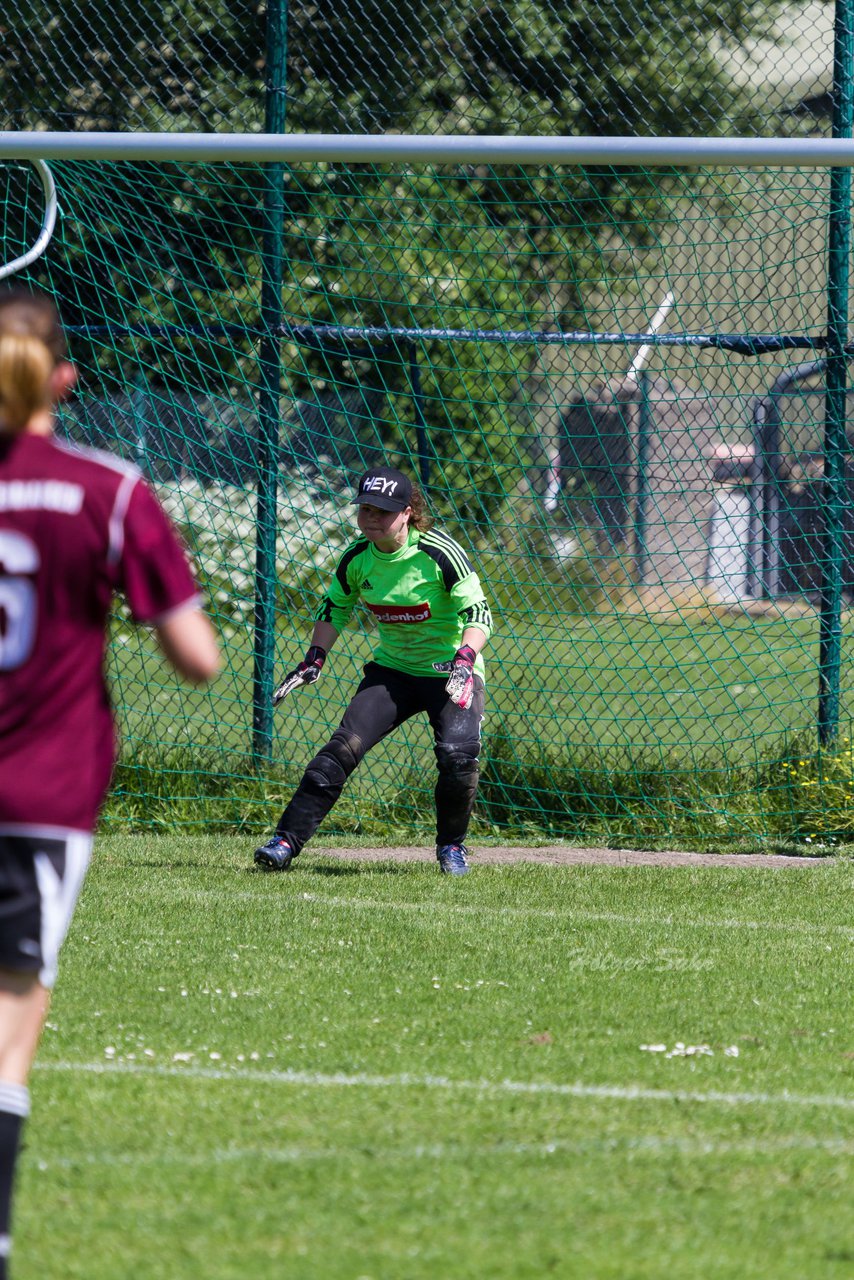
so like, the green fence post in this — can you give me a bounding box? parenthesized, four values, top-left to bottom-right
(818, 0, 854, 746)
(408, 343, 431, 485)
(252, 0, 287, 764)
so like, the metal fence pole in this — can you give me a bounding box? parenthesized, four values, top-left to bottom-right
(407, 343, 431, 486)
(755, 392, 782, 599)
(252, 0, 287, 763)
(818, 0, 854, 746)
(633, 371, 651, 584)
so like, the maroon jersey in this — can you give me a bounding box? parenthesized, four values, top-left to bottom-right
(0, 433, 200, 832)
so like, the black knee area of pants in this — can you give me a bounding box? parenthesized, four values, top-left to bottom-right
(304, 730, 363, 793)
(434, 745, 480, 846)
(434, 744, 480, 782)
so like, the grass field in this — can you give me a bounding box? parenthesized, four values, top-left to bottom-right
(17, 835, 854, 1278)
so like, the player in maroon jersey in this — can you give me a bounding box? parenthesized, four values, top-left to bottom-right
(0, 286, 220, 1278)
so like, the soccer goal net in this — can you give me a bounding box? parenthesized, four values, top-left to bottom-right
(3, 131, 853, 845)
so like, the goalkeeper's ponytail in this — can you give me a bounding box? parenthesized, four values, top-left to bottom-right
(0, 287, 66, 435)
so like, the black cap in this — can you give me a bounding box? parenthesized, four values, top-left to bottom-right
(352, 466, 413, 512)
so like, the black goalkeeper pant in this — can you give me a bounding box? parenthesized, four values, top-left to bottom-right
(275, 662, 485, 855)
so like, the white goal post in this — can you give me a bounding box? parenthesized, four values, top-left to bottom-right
(0, 160, 58, 281)
(2, 132, 854, 167)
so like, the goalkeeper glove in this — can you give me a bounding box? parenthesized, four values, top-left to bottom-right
(432, 644, 477, 710)
(272, 645, 327, 705)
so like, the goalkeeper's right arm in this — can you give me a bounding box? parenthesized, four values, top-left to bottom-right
(273, 621, 339, 705)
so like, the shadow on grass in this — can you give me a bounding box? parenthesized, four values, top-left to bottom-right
(120, 857, 214, 869)
(308, 861, 412, 876)
(242, 861, 412, 878)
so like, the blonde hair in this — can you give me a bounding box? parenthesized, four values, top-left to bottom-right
(0, 288, 66, 434)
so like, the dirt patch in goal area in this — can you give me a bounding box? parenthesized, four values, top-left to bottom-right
(316, 846, 823, 869)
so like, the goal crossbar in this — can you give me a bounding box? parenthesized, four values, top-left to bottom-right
(3, 132, 854, 167)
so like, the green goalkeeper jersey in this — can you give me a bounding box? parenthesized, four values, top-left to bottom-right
(316, 526, 493, 679)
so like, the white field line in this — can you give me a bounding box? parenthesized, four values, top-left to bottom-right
(299, 893, 854, 939)
(33, 1060, 854, 1111)
(165, 887, 854, 940)
(31, 1133, 854, 1173)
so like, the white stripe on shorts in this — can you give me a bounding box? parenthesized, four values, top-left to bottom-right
(34, 833, 92, 988)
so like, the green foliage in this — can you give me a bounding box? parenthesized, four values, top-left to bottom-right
(3, 0, 787, 135)
(771, 735, 854, 846)
(1, 1, 264, 132)
(156, 472, 354, 621)
(5, 0, 793, 511)
(107, 748, 295, 831)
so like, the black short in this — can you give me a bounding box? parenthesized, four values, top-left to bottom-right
(0, 828, 92, 988)
(341, 662, 486, 755)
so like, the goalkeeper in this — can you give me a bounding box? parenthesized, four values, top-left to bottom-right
(254, 465, 493, 876)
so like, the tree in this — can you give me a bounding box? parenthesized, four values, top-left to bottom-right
(2, 0, 791, 511)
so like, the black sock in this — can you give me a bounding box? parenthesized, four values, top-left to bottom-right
(0, 1082, 30, 1280)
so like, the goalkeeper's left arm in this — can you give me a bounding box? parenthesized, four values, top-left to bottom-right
(432, 624, 489, 709)
(432, 584, 493, 709)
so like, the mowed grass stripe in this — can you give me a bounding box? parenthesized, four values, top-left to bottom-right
(133, 883, 854, 939)
(33, 1060, 854, 1111)
(33, 1134, 854, 1172)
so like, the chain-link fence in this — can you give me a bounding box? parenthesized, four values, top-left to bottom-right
(3, 2, 854, 845)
